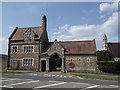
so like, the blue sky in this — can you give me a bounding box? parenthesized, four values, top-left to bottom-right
(1, 2, 118, 54)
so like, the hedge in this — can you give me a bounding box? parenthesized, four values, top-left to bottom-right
(97, 61, 120, 74)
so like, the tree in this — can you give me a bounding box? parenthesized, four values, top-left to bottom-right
(97, 50, 114, 61)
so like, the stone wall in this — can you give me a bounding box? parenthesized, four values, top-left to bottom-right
(9, 41, 40, 71)
(65, 55, 97, 72)
(48, 41, 64, 56)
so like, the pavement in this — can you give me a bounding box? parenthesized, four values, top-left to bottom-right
(0, 72, 120, 90)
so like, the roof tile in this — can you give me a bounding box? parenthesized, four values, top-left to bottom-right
(108, 42, 120, 57)
(11, 27, 43, 40)
(42, 40, 96, 55)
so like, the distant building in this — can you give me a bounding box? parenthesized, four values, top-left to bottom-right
(8, 15, 98, 73)
(103, 34, 120, 61)
(0, 54, 8, 70)
(103, 34, 108, 50)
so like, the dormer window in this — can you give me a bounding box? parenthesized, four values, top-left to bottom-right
(23, 28, 35, 41)
(27, 33, 32, 39)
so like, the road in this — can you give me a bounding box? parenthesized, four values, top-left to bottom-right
(1, 73, 119, 90)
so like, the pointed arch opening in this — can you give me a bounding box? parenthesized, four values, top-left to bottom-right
(49, 53, 62, 72)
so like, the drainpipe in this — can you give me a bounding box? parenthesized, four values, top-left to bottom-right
(7, 39, 10, 70)
(37, 39, 41, 72)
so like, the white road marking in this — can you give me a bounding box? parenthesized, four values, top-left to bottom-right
(78, 77, 83, 79)
(56, 75, 59, 77)
(69, 76, 72, 78)
(83, 85, 100, 90)
(0, 85, 13, 88)
(44, 74, 48, 76)
(29, 73, 37, 76)
(6, 80, 39, 86)
(70, 82, 90, 85)
(34, 82, 67, 89)
(44, 74, 72, 78)
(0, 79, 18, 82)
(52, 75, 55, 76)
(63, 76, 67, 77)
(109, 85, 119, 87)
(48, 74, 51, 76)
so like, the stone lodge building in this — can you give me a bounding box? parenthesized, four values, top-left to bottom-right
(8, 15, 97, 73)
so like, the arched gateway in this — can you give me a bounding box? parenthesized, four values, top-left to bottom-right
(49, 53, 62, 72)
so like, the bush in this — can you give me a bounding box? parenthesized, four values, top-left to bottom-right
(97, 50, 114, 61)
(97, 61, 120, 74)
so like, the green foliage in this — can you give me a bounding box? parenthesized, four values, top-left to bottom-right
(97, 61, 120, 74)
(97, 50, 114, 61)
(73, 74, 119, 80)
(0, 71, 22, 74)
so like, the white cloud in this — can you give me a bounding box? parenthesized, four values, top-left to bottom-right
(58, 24, 70, 31)
(9, 26, 15, 30)
(51, 12, 118, 43)
(53, 32, 61, 35)
(99, 2, 118, 12)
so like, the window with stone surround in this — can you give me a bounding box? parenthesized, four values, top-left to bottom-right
(23, 46, 34, 53)
(12, 46, 17, 53)
(23, 59, 33, 66)
(87, 58, 90, 62)
(26, 33, 32, 39)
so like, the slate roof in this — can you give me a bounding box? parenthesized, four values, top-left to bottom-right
(108, 42, 120, 57)
(10, 27, 43, 40)
(43, 39, 96, 55)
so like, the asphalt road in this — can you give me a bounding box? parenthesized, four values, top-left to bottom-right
(1, 73, 119, 90)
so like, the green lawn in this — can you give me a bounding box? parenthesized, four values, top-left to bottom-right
(73, 73, 120, 80)
(0, 71, 22, 74)
(56, 67, 62, 70)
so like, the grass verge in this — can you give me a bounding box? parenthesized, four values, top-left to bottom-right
(72, 73, 120, 80)
(0, 71, 22, 74)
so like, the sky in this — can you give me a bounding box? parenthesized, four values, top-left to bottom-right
(1, 1, 119, 54)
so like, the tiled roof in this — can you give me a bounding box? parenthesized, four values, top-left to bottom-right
(10, 27, 43, 40)
(59, 40, 96, 55)
(43, 40, 96, 55)
(108, 42, 120, 57)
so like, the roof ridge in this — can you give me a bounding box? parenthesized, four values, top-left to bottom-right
(18, 26, 42, 29)
(58, 40, 94, 43)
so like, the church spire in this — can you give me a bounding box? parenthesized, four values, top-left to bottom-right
(42, 14, 47, 30)
(103, 33, 108, 50)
